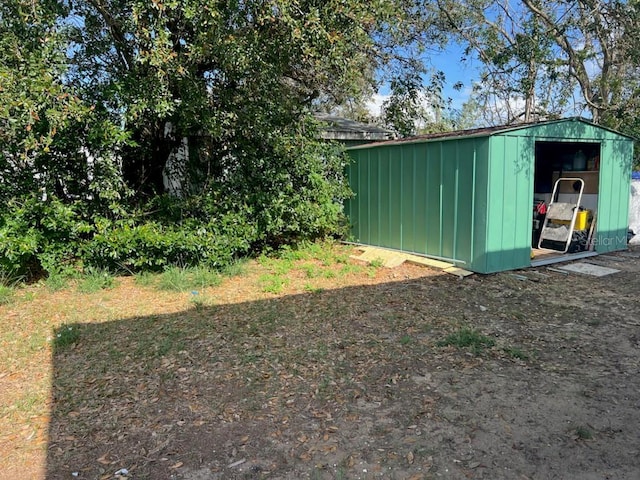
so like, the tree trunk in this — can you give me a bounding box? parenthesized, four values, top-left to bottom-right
(122, 121, 177, 200)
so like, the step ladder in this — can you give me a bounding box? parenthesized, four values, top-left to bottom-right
(537, 178, 585, 253)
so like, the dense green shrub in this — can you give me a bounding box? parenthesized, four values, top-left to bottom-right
(0, 134, 351, 279)
(0, 197, 89, 278)
(82, 211, 258, 273)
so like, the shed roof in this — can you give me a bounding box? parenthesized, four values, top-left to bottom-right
(315, 113, 395, 142)
(348, 117, 635, 149)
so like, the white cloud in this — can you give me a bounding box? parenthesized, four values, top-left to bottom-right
(365, 93, 389, 118)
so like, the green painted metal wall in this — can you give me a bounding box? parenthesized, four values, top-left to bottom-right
(346, 137, 490, 269)
(491, 120, 634, 263)
(346, 119, 633, 274)
(594, 138, 633, 252)
(481, 134, 535, 273)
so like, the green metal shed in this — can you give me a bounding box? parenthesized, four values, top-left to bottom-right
(345, 118, 634, 273)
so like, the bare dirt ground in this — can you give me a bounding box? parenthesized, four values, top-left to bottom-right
(1, 246, 639, 480)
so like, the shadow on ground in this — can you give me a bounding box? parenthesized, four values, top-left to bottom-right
(46, 268, 640, 479)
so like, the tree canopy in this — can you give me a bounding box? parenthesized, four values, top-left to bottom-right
(436, 0, 640, 140)
(0, 0, 437, 276)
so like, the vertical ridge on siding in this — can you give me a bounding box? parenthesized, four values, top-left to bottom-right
(438, 143, 444, 257)
(453, 142, 460, 259)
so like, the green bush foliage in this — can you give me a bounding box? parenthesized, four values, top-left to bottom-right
(1, 1, 365, 281)
(83, 216, 256, 273)
(0, 182, 350, 280)
(0, 197, 90, 278)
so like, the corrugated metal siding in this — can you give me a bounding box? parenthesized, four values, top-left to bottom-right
(346, 118, 633, 274)
(502, 121, 632, 256)
(346, 138, 489, 267)
(596, 139, 633, 252)
(482, 135, 535, 273)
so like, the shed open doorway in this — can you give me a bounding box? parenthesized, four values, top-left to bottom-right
(531, 141, 601, 266)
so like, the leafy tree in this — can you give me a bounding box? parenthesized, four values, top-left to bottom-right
(381, 70, 455, 137)
(435, 0, 640, 141)
(0, 0, 127, 209)
(64, 0, 420, 198)
(2, 0, 445, 276)
(435, 0, 570, 124)
(520, 0, 640, 136)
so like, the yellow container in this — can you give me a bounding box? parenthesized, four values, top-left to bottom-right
(574, 210, 590, 230)
(556, 209, 590, 230)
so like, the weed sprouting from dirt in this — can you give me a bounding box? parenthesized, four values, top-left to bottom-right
(0, 284, 14, 305)
(369, 257, 385, 268)
(437, 327, 496, 354)
(189, 292, 209, 310)
(78, 268, 116, 293)
(221, 258, 249, 277)
(302, 263, 322, 278)
(503, 346, 529, 360)
(53, 323, 80, 351)
(0, 272, 19, 304)
(259, 273, 289, 294)
(45, 273, 72, 292)
(304, 283, 324, 293)
(158, 266, 221, 292)
(134, 271, 157, 287)
(575, 425, 594, 440)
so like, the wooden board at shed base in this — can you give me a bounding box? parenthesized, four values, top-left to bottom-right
(350, 246, 474, 278)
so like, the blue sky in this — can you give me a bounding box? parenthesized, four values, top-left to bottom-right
(367, 42, 482, 117)
(429, 43, 481, 110)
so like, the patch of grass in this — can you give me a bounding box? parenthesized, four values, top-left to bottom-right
(9, 391, 45, 418)
(0, 272, 19, 305)
(134, 271, 157, 287)
(575, 425, 593, 440)
(304, 283, 324, 293)
(189, 292, 209, 311)
(78, 268, 116, 293)
(334, 252, 351, 264)
(53, 323, 81, 352)
(258, 254, 296, 276)
(241, 352, 261, 365)
(190, 265, 222, 289)
(45, 273, 70, 292)
(301, 263, 321, 278)
(278, 244, 312, 262)
(322, 269, 337, 279)
(300, 240, 337, 265)
(158, 266, 191, 291)
(24, 330, 48, 355)
(503, 346, 529, 360)
(399, 334, 413, 345)
(339, 264, 364, 277)
(259, 273, 289, 294)
(0, 284, 15, 305)
(437, 327, 496, 355)
(221, 258, 249, 277)
(158, 266, 221, 292)
(369, 257, 385, 268)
